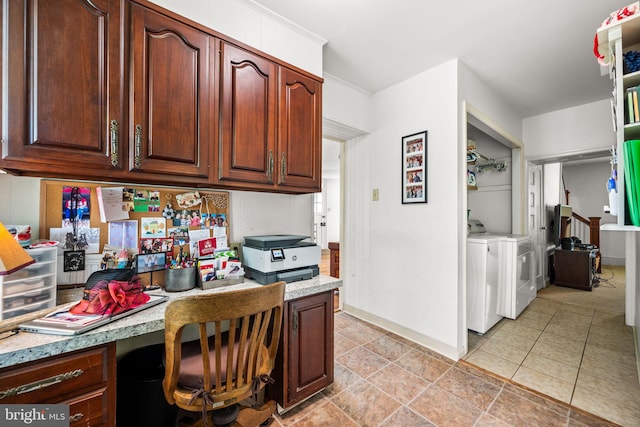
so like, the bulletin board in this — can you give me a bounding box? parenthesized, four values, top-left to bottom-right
(38, 179, 231, 260)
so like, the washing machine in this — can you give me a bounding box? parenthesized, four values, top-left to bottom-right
(466, 233, 504, 334)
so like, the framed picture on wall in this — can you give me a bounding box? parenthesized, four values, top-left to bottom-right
(401, 130, 427, 204)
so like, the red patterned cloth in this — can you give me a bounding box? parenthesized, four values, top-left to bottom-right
(70, 276, 150, 316)
(594, 2, 640, 65)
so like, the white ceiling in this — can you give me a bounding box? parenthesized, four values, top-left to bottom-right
(252, 0, 630, 118)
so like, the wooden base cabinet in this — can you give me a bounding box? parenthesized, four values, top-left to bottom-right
(0, 343, 116, 427)
(268, 290, 334, 409)
(553, 249, 597, 291)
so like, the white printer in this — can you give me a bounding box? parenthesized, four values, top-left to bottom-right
(242, 235, 320, 284)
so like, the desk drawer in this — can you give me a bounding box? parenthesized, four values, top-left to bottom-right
(64, 386, 109, 427)
(0, 345, 111, 404)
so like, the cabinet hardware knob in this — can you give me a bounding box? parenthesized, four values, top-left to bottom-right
(134, 124, 142, 169)
(0, 369, 84, 399)
(110, 120, 119, 167)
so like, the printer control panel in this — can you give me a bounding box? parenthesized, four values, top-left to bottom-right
(270, 248, 285, 261)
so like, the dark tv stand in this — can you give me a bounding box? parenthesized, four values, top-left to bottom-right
(553, 248, 598, 291)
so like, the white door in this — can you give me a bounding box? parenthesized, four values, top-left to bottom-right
(528, 163, 545, 290)
(313, 187, 327, 249)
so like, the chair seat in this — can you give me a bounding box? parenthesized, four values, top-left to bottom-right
(177, 332, 268, 391)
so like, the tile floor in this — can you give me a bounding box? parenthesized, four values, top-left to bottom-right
(464, 265, 640, 426)
(270, 264, 638, 426)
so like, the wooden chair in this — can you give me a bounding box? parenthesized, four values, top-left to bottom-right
(163, 282, 285, 427)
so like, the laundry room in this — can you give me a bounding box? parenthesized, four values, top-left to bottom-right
(466, 123, 513, 233)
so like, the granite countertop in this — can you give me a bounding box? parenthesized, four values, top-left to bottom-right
(0, 275, 342, 369)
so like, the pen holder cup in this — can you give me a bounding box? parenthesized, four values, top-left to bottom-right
(165, 266, 196, 292)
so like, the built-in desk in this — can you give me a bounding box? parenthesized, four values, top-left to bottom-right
(0, 275, 342, 368)
(0, 275, 341, 425)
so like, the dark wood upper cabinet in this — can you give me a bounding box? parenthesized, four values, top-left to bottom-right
(277, 68, 322, 192)
(1, 0, 321, 192)
(1, 0, 126, 175)
(129, 3, 214, 183)
(217, 42, 277, 186)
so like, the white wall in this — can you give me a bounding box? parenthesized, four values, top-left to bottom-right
(323, 74, 373, 134)
(343, 60, 461, 358)
(523, 99, 615, 160)
(563, 160, 623, 264)
(0, 174, 41, 237)
(149, 0, 325, 77)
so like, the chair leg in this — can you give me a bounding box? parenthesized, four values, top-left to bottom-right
(234, 400, 277, 427)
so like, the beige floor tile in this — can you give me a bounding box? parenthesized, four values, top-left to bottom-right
(338, 322, 385, 346)
(478, 338, 530, 365)
(556, 302, 595, 316)
(511, 365, 574, 403)
(464, 349, 519, 379)
(525, 298, 561, 315)
(496, 321, 543, 341)
(572, 370, 640, 427)
(543, 321, 590, 342)
(485, 328, 538, 352)
(512, 310, 552, 330)
(520, 352, 579, 384)
(582, 342, 638, 374)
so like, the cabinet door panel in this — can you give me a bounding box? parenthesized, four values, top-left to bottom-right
(278, 68, 322, 191)
(130, 4, 213, 181)
(287, 290, 333, 406)
(2, 0, 124, 172)
(218, 42, 276, 185)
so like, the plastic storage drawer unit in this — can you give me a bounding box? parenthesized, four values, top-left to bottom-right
(0, 246, 57, 320)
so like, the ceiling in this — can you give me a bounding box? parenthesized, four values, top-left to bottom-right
(252, 0, 630, 118)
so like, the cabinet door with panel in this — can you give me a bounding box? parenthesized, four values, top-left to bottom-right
(217, 42, 277, 187)
(129, 3, 215, 183)
(277, 67, 322, 192)
(269, 290, 334, 408)
(1, 0, 126, 176)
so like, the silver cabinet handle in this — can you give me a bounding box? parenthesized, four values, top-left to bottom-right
(110, 120, 119, 167)
(0, 369, 84, 399)
(69, 413, 84, 422)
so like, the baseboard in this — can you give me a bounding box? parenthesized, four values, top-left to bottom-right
(601, 257, 625, 266)
(341, 304, 459, 361)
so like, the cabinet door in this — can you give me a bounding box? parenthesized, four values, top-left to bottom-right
(277, 68, 322, 192)
(217, 42, 277, 186)
(284, 290, 334, 407)
(129, 3, 214, 182)
(1, 0, 125, 174)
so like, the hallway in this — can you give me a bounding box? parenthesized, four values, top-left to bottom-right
(464, 265, 639, 425)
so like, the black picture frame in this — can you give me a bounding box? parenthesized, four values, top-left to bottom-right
(63, 250, 86, 272)
(136, 252, 167, 274)
(402, 130, 427, 204)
